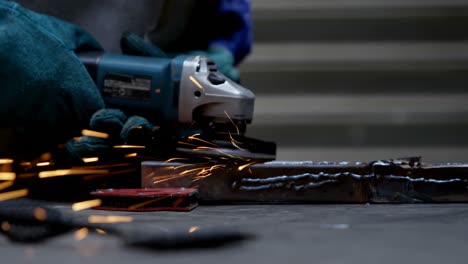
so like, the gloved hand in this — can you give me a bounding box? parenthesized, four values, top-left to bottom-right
(66, 109, 154, 162)
(0, 1, 104, 158)
(121, 32, 240, 82)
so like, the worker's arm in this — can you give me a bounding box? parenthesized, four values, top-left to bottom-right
(209, 0, 252, 65)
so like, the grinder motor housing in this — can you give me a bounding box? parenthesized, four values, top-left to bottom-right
(79, 52, 255, 134)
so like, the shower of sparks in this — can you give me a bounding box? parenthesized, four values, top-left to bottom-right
(194, 146, 246, 160)
(224, 111, 240, 135)
(113, 145, 146, 149)
(0, 172, 16, 181)
(189, 76, 203, 89)
(72, 199, 102, 211)
(81, 129, 109, 139)
(0, 181, 14, 191)
(0, 189, 28, 202)
(153, 174, 190, 184)
(88, 215, 133, 224)
(38, 169, 108, 179)
(124, 153, 138, 158)
(128, 196, 169, 210)
(1, 221, 10, 232)
(74, 228, 89, 241)
(33, 208, 47, 221)
(36, 162, 51, 167)
(180, 167, 206, 176)
(174, 164, 197, 170)
(238, 161, 256, 171)
(82, 157, 99, 163)
(189, 226, 200, 233)
(0, 159, 13, 165)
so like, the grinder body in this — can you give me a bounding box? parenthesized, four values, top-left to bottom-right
(79, 52, 255, 133)
(79, 53, 276, 161)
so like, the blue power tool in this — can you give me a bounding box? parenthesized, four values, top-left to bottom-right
(79, 52, 276, 161)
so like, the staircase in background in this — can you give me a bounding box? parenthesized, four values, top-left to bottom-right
(241, 0, 468, 162)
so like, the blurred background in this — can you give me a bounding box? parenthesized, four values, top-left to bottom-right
(243, 0, 468, 163)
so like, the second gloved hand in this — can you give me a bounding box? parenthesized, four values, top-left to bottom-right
(120, 33, 240, 82)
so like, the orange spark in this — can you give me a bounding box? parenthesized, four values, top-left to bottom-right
(238, 161, 257, 171)
(74, 228, 89, 241)
(178, 141, 200, 148)
(153, 174, 190, 184)
(192, 164, 226, 182)
(125, 153, 138, 158)
(194, 146, 242, 160)
(1, 221, 10, 232)
(0, 172, 16, 181)
(95, 229, 107, 235)
(173, 164, 195, 170)
(38, 169, 108, 179)
(0, 159, 13, 165)
(82, 157, 99, 163)
(228, 131, 246, 151)
(189, 76, 203, 89)
(0, 189, 28, 202)
(113, 145, 146, 149)
(88, 215, 133, 224)
(36, 162, 51, 167)
(188, 135, 219, 147)
(0, 181, 13, 191)
(180, 167, 206, 176)
(72, 199, 102, 211)
(189, 226, 200, 233)
(224, 111, 240, 135)
(34, 208, 47, 221)
(81, 129, 109, 139)
(164, 158, 189, 163)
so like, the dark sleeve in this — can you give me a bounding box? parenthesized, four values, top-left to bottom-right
(209, 0, 252, 64)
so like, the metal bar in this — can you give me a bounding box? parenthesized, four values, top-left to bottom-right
(141, 157, 468, 203)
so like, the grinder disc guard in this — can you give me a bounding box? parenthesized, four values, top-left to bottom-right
(176, 133, 276, 161)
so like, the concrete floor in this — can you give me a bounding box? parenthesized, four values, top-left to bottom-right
(1, 204, 467, 264)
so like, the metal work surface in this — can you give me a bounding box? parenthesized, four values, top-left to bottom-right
(0, 204, 467, 264)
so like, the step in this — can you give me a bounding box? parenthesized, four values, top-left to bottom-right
(252, 0, 468, 42)
(246, 94, 468, 148)
(252, 94, 468, 125)
(240, 42, 468, 94)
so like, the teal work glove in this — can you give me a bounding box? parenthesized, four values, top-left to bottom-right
(121, 33, 240, 82)
(0, 1, 104, 158)
(66, 109, 154, 162)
